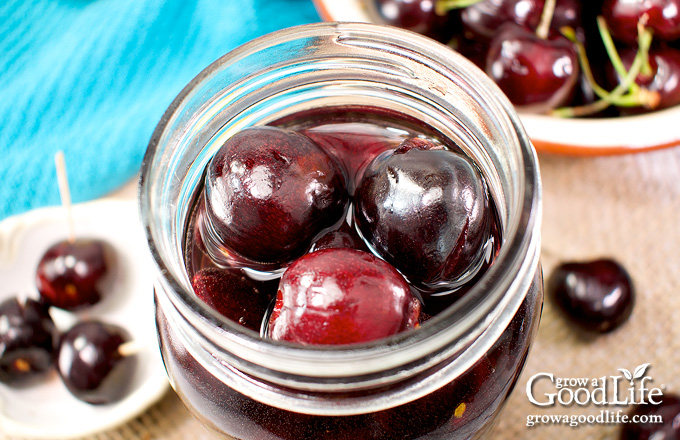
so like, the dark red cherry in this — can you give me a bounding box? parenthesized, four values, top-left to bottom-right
(461, 0, 545, 42)
(603, 0, 680, 44)
(620, 393, 680, 439)
(202, 126, 349, 269)
(309, 221, 369, 253)
(548, 259, 635, 333)
(606, 44, 680, 112)
(302, 121, 403, 193)
(36, 238, 114, 310)
(192, 268, 277, 332)
(373, 0, 458, 42)
(0, 297, 58, 386)
(268, 248, 421, 345)
(551, 0, 583, 33)
(453, 36, 489, 69)
(485, 24, 579, 112)
(354, 138, 491, 290)
(458, 0, 580, 41)
(57, 320, 137, 405)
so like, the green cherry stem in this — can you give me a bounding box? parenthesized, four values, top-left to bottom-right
(536, 0, 556, 40)
(597, 16, 629, 83)
(550, 47, 648, 117)
(562, 27, 610, 99)
(551, 18, 657, 117)
(596, 14, 653, 97)
(601, 15, 657, 108)
(435, 0, 482, 16)
(637, 13, 654, 78)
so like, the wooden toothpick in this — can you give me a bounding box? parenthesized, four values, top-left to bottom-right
(54, 151, 76, 243)
(117, 339, 145, 358)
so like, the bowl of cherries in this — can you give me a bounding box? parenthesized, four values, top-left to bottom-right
(313, 0, 680, 154)
(0, 199, 168, 439)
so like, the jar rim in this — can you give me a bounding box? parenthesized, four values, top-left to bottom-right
(139, 22, 542, 379)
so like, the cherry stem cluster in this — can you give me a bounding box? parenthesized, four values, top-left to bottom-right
(552, 16, 658, 117)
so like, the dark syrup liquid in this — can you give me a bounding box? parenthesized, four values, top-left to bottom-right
(163, 106, 540, 439)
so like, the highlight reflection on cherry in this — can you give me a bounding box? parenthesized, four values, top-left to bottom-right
(354, 138, 492, 290)
(268, 248, 421, 345)
(374, 0, 457, 42)
(485, 24, 580, 111)
(602, 0, 680, 44)
(0, 297, 58, 386)
(460, 0, 545, 42)
(57, 320, 137, 404)
(548, 258, 635, 333)
(36, 238, 114, 310)
(202, 126, 349, 269)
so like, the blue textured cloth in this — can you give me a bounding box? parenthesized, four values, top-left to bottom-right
(0, 0, 319, 220)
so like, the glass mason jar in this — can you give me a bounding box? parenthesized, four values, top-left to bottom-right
(139, 22, 543, 440)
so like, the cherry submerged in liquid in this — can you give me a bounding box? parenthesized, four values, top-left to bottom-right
(185, 107, 502, 330)
(169, 107, 533, 439)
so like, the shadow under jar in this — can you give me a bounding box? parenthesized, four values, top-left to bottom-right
(140, 22, 543, 440)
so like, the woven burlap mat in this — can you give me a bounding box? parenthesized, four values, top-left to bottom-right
(4, 145, 680, 440)
(493, 146, 680, 440)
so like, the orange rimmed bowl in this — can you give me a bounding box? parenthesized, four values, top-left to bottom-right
(312, 0, 680, 155)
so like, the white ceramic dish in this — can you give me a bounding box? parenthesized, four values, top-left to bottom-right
(312, 0, 680, 155)
(0, 199, 169, 439)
